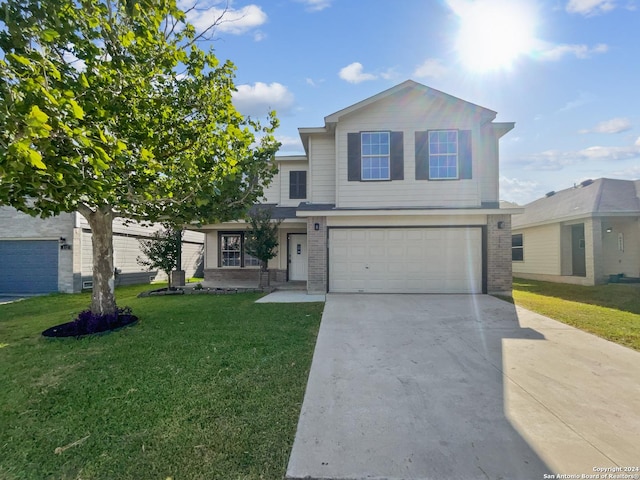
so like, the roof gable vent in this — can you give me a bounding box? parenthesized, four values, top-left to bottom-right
(580, 179, 594, 187)
(545, 191, 555, 197)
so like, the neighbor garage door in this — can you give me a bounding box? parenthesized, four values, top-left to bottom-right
(329, 228, 482, 294)
(0, 240, 59, 294)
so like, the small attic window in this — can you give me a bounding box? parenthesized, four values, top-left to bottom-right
(580, 179, 594, 187)
(545, 191, 555, 197)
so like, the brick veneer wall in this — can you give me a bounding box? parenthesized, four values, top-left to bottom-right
(306, 216, 327, 294)
(204, 268, 285, 284)
(487, 214, 513, 295)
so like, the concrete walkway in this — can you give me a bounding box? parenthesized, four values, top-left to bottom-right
(255, 290, 326, 303)
(286, 294, 640, 480)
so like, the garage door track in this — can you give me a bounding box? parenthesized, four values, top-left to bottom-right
(286, 294, 640, 480)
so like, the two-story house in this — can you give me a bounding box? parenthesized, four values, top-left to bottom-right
(196, 80, 520, 295)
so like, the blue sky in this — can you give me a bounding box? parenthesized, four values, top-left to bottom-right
(185, 0, 639, 205)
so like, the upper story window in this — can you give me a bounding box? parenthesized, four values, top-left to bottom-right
(429, 130, 458, 180)
(415, 129, 472, 181)
(361, 132, 390, 181)
(347, 131, 403, 182)
(289, 171, 307, 199)
(512, 234, 524, 261)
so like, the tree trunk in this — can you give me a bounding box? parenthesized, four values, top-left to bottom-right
(80, 205, 117, 316)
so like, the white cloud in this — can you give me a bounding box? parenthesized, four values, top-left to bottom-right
(535, 42, 608, 61)
(500, 176, 542, 205)
(579, 117, 632, 134)
(338, 62, 377, 84)
(186, 4, 267, 35)
(276, 135, 304, 152)
(296, 0, 332, 12)
(566, 0, 616, 15)
(305, 77, 325, 87)
(253, 30, 267, 41)
(232, 82, 295, 117)
(556, 91, 596, 113)
(413, 59, 448, 79)
(519, 140, 640, 171)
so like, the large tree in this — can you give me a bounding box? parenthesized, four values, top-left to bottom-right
(0, 0, 279, 315)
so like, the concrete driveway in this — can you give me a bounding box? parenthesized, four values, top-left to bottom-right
(287, 294, 640, 480)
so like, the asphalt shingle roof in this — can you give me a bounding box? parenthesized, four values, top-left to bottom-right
(513, 178, 640, 228)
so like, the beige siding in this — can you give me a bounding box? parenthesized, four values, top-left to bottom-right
(309, 134, 336, 203)
(327, 214, 487, 228)
(278, 160, 308, 207)
(261, 170, 281, 204)
(602, 217, 640, 278)
(512, 224, 561, 275)
(334, 90, 494, 208)
(479, 123, 499, 204)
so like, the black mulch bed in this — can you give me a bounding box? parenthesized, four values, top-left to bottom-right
(42, 311, 138, 338)
(137, 286, 275, 297)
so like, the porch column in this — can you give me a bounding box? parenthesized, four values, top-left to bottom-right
(487, 213, 513, 295)
(587, 218, 604, 284)
(306, 216, 327, 294)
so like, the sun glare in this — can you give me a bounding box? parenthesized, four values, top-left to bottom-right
(454, 0, 538, 72)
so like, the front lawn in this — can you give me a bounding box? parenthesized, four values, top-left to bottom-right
(0, 285, 323, 480)
(512, 278, 640, 351)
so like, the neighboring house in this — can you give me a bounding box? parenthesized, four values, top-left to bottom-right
(194, 80, 520, 295)
(512, 178, 640, 285)
(0, 207, 204, 294)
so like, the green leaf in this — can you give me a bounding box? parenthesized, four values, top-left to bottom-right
(141, 148, 154, 161)
(41, 29, 60, 41)
(68, 99, 84, 119)
(28, 149, 46, 170)
(8, 53, 30, 67)
(80, 74, 89, 88)
(26, 106, 49, 126)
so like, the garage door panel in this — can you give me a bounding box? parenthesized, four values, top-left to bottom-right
(0, 240, 59, 294)
(329, 228, 482, 294)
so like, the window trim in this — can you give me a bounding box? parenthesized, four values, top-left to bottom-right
(289, 170, 307, 199)
(428, 129, 459, 180)
(512, 233, 524, 262)
(361, 131, 391, 181)
(218, 231, 261, 268)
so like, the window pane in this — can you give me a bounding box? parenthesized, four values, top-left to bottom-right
(512, 248, 523, 261)
(512, 234, 523, 247)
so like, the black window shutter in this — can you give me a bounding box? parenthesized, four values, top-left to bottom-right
(459, 130, 472, 179)
(289, 171, 306, 199)
(415, 131, 429, 180)
(347, 133, 361, 181)
(390, 131, 404, 180)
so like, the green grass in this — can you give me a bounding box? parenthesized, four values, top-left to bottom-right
(0, 284, 323, 480)
(511, 278, 640, 351)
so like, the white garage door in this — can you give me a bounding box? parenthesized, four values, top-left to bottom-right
(329, 228, 482, 293)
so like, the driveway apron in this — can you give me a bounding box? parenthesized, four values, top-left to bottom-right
(286, 294, 640, 480)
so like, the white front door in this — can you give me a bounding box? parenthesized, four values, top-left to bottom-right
(289, 234, 308, 281)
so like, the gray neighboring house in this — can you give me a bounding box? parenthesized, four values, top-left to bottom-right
(512, 178, 640, 285)
(193, 80, 521, 295)
(0, 207, 204, 295)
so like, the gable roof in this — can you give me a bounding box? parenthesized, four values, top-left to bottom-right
(323, 80, 497, 126)
(513, 178, 640, 228)
(298, 79, 508, 155)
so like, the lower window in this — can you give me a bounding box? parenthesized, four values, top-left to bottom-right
(219, 232, 260, 267)
(512, 234, 524, 261)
